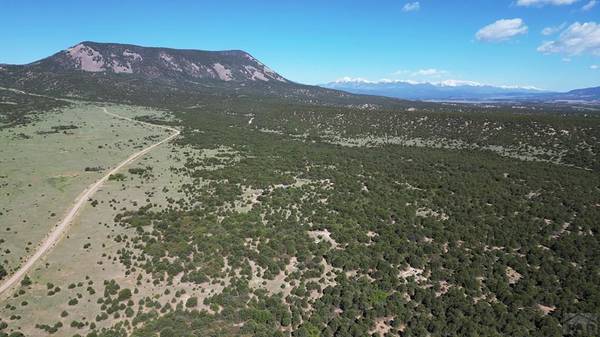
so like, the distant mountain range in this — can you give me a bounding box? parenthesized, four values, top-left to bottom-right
(554, 86, 600, 102)
(321, 78, 600, 102)
(1, 42, 598, 107)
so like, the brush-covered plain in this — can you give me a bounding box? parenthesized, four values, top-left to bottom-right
(1, 94, 599, 337)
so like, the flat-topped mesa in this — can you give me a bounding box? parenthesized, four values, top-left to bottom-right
(33, 41, 289, 83)
(0, 41, 387, 106)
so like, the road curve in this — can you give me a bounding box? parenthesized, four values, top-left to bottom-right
(0, 107, 179, 296)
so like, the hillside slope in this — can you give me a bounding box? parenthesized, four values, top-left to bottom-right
(30, 41, 288, 83)
(0, 42, 405, 108)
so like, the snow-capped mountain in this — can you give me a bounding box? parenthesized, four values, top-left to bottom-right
(321, 77, 551, 101)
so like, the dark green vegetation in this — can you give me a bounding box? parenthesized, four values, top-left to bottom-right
(23, 97, 588, 337)
(0, 88, 68, 128)
(1, 42, 599, 336)
(108, 173, 127, 182)
(3, 92, 600, 337)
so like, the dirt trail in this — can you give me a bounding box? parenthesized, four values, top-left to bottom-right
(0, 107, 179, 296)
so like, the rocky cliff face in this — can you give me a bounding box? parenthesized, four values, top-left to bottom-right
(32, 41, 288, 83)
(0, 41, 401, 108)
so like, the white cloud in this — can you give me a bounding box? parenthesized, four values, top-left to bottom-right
(333, 77, 421, 85)
(476, 19, 528, 42)
(393, 68, 448, 77)
(542, 23, 567, 35)
(582, 0, 597, 10)
(333, 77, 376, 84)
(413, 68, 448, 77)
(437, 79, 484, 87)
(329, 77, 542, 90)
(402, 2, 420, 12)
(517, 0, 579, 6)
(538, 22, 600, 55)
(591, 64, 599, 69)
(392, 69, 410, 76)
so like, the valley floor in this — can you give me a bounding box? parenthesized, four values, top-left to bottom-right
(0, 92, 599, 337)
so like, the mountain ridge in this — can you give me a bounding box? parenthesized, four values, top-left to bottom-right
(326, 77, 547, 91)
(24, 41, 289, 83)
(0, 41, 409, 109)
(3, 41, 597, 106)
(321, 77, 600, 102)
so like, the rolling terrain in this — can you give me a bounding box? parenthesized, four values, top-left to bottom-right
(0, 42, 599, 337)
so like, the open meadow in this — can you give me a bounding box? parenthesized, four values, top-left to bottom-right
(0, 103, 170, 276)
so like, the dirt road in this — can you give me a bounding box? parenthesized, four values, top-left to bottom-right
(0, 107, 179, 296)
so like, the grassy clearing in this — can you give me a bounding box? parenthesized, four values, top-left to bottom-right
(0, 141, 220, 336)
(0, 103, 169, 274)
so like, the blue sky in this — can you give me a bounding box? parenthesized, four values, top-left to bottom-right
(0, 0, 598, 91)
